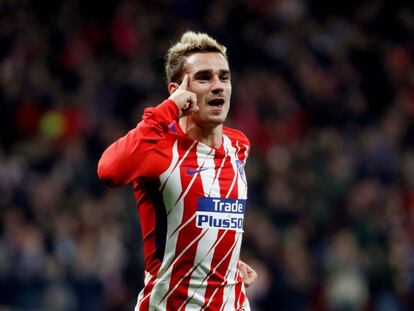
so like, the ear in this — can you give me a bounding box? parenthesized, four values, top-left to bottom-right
(168, 82, 179, 95)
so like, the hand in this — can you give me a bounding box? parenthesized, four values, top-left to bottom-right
(239, 260, 257, 288)
(168, 74, 199, 117)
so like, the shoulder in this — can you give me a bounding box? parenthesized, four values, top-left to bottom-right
(223, 126, 250, 147)
(223, 126, 251, 162)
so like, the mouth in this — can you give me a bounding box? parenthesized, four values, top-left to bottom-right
(207, 98, 225, 110)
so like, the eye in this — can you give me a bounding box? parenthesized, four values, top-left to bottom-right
(221, 74, 230, 81)
(197, 75, 210, 81)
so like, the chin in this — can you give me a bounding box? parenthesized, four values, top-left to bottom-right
(207, 116, 227, 126)
(193, 116, 226, 129)
(193, 109, 229, 127)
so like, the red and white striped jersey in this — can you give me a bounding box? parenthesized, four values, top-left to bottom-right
(98, 99, 251, 311)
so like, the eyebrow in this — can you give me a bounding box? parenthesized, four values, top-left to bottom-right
(193, 69, 231, 76)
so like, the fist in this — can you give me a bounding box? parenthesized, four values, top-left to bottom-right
(168, 74, 199, 117)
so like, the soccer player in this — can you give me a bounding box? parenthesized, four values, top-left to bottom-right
(98, 31, 257, 310)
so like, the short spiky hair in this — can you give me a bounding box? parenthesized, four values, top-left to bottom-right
(165, 31, 227, 84)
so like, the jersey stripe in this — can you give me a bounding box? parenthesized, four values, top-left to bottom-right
(160, 229, 209, 306)
(135, 271, 155, 311)
(182, 143, 221, 310)
(159, 140, 196, 193)
(148, 140, 189, 308)
(136, 140, 182, 310)
(220, 136, 248, 310)
(169, 147, 214, 215)
(200, 138, 239, 310)
(201, 234, 241, 310)
(164, 143, 209, 310)
(177, 230, 228, 310)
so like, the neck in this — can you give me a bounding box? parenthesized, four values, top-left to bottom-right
(179, 117, 223, 148)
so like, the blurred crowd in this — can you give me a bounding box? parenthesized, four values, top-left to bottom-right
(1, 0, 414, 310)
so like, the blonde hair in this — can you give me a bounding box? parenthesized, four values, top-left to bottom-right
(165, 31, 227, 84)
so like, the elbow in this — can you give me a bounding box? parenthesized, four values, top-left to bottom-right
(97, 158, 120, 187)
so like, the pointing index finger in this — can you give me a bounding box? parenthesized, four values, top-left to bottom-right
(178, 74, 190, 90)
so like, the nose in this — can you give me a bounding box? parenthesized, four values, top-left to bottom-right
(211, 75, 224, 94)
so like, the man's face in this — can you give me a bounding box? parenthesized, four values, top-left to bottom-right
(182, 52, 232, 128)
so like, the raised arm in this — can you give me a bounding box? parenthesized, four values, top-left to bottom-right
(97, 99, 179, 187)
(97, 75, 199, 187)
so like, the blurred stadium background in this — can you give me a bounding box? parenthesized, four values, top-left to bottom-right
(1, 0, 414, 310)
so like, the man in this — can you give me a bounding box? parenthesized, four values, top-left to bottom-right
(98, 31, 257, 311)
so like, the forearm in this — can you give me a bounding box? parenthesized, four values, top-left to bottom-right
(97, 99, 179, 186)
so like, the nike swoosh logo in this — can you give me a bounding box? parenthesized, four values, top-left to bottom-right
(187, 168, 209, 175)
